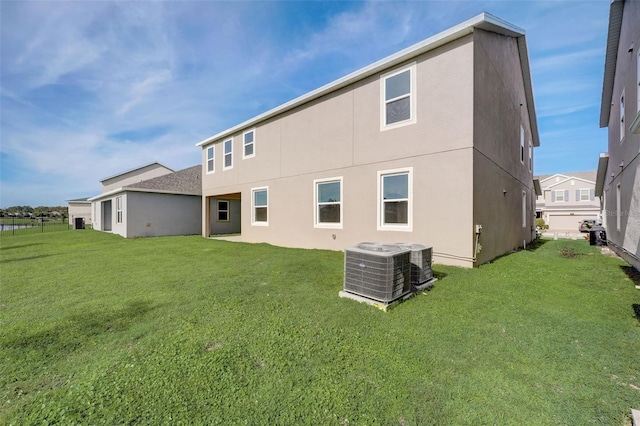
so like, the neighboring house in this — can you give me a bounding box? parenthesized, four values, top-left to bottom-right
(67, 197, 92, 229)
(195, 13, 539, 268)
(596, 0, 640, 271)
(89, 164, 202, 238)
(535, 172, 599, 232)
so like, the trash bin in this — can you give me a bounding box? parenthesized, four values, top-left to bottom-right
(589, 226, 606, 246)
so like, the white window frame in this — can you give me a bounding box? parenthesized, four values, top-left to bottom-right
(578, 188, 591, 201)
(251, 186, 268, 226)
(553, 189, 566, 202)
(206, 145, 215, 174)
(637, 50, 640, 114)
(522, 190, 527, 228)
(243, 129, 255, 159)
(313, 177, 343, 229)
(620, 89, 625, 142)
(377, 167, 413, 231)
(217, 200, 230, 222)
(528, 141, 532, 172)
(223, 138, 233, 170)
(520, 126, 525, 165)
(116, 196, 123, 224)
(380, 63, 417, 131)
(616, 183, 621, 231)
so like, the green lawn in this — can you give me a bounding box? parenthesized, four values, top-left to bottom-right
(1, 231, 638, 425)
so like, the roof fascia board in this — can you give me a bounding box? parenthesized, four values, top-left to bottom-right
(100, 162, 174, 182)
(88, 187, 200, 202)
(599, 0, 625, 128)
(595, 153, 610, 196)
(196, 12, 533, 148)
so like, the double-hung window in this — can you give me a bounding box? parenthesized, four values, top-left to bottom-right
(223, 139, 233, 170)
(378, 168, 413, 231)
(381, 63, 416, 130)
(116, 196, 123, 224)
(552, 189, 568, 202)
(243, 129, 255, 159)
(217, 200, 229, 222)
(206, 146, 215, 174)
(528, 141, 533, 172)
(522, 191, 527, 228)
(252, 187, 268, 226)
(314, 177, 342, 228)
(577, 188, 594, 201)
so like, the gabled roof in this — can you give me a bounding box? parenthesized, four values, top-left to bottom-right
(599, 0, 625, 128)
(67, 197, 90, 203)
(89, 166, 201, 201)
(128, 165, 201, 195)
(196, 12, 539, 148)
(100, 162, 174, 183)
(535, 171, 597, 188)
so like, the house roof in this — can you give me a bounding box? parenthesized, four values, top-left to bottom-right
(88, 165, 201, 202)
(599, 0, 625, 128)
(595, 153, 609, 197)
(128, 165, 201, 195)
(536, 171, 597, 185)
(67, 197, 90, 203)
(196, 12, 539, 148)
(99, 161, 174, 183)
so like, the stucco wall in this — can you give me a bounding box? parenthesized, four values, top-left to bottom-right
(101, 164, 173, 193)
(68, 202, 92, 227)
(126, 192, 201, 238)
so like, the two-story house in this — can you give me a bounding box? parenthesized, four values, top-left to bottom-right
(196, 13, 539, 267)
(89, 162, 202, 238)
(535, 172, 599, 232)
(596, 0, 640, 271)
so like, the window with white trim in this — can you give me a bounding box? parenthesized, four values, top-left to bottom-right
(223, 139, 233, 170)
(381, 63, 416, 130)
(252, 187, 268, 226)
(620, 89, 625, 141)
(637, 50, 640, 114)
(206, 146, 215, 174)
(116, 196, 123, 224)
(528, 141, 532, 172)
(314, 177, 342, 228)
(552, 189, 568, 202)
(217, 200, 229, 222)
(577, 188, 593, 201)
(522, 190, 527, 228)
(616, 183, 621, 231)
(378, 168, 412, 230)
(520, 126, 525, 164)
(243, 129, 255, 159)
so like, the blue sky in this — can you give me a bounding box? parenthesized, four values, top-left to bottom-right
(0, 0, 610, 207)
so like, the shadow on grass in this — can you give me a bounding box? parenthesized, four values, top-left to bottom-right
(0, 243, 43, 251)
(0, 254, 56, 264)
(432, 270, 448, 280)
(633, 304, 640, 324)
(525, 238, 548, 251)
(621, 265, 640, 285)
(3, 299, 158, 356)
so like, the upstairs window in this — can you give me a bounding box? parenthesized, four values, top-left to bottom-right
(381, 63, 416, 130)
(223, 139, 233, 170)
(552, 189, 568, 202)
(637, 51, 640, 114)
(577, 188, 594, 201)
(528, 141, 533, 172)
(206, 146, 215, 174)
(243, 129, 255, 159)
(620, 89, 625, 141)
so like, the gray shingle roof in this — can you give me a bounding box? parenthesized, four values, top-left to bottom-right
(536, 171, 597, 184)
(127, 165, 201, 195)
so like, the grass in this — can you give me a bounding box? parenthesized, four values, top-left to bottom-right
(1, 231, 639, 425)
(0, 218, 70, 236)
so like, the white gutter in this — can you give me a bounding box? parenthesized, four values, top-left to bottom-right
(88, 187, 200, 202)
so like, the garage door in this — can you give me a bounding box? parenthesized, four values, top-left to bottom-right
(548, 214, 597, 232)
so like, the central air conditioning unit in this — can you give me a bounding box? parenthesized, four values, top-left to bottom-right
(343, 242, 411, 303)
(396, 243, 433, 285)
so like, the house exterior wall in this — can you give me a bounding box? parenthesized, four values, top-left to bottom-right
(68, 201, 92, 227)
(200, 25, 537, 267)
(536, 175, 599, 232)
(126, 192, 201, 238)
(101, 164, 173, 193)
(472, 29, 536, 263)
(202, 34, 477, 266)
(601, 0, 640, 270)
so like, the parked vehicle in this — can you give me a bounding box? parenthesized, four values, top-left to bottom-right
(579, 220, 596, 233)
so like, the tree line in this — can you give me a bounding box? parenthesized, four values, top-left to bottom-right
(0, 206, 69, 218)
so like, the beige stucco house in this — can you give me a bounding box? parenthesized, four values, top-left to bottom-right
(596, 0, 640, 271)
(67, 197, 92, 229)
(196, 13, 539, 267)
(89, 163, 202, 238)
(535, 172, 599, 232)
